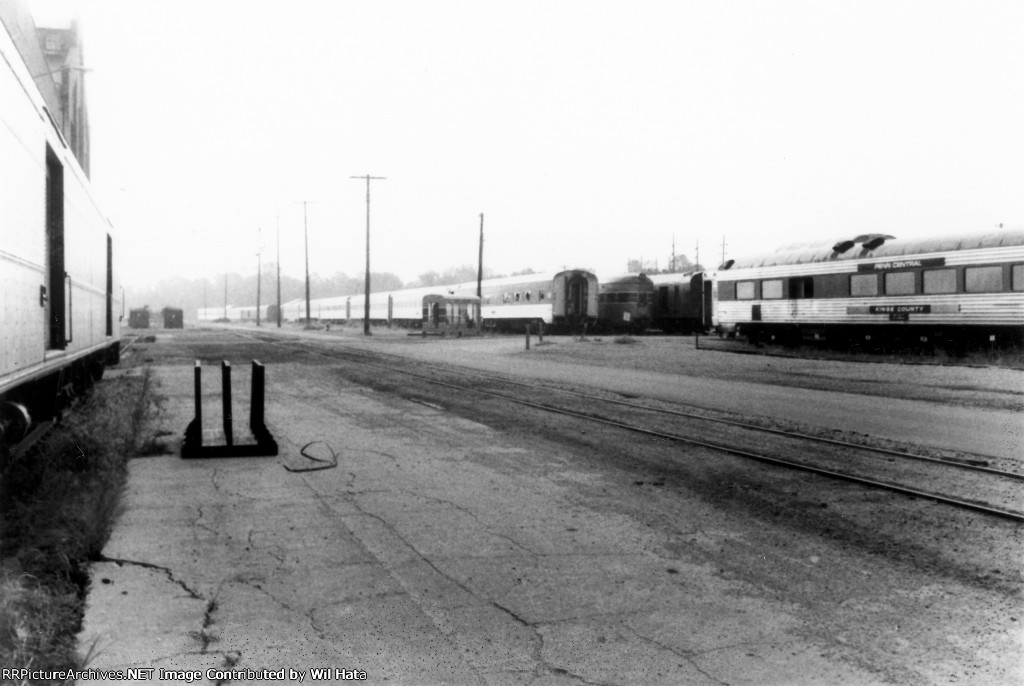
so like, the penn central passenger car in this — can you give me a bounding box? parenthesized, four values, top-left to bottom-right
(1, 19, 120, 449)
(713, 231, 1024, 351)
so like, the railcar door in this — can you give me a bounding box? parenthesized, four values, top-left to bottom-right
(45, 145, 66, 350)
(696, 273, 713, 330)
(567, 278, 586, 318)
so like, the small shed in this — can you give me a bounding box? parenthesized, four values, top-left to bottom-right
(128, 308, 150, 329)
(162, 307, 184, 329)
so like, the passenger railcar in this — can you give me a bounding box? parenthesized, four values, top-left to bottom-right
(648, 272, 711, 334)
(448, 270, 599, 332)
(0, 22, 121, 450)
(316, 286, 459, 327)
(596, 273, 654, 333)
(713, 231, 1024, 351)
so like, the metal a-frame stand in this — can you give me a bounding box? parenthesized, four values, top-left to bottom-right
(182, 360, 278, 458)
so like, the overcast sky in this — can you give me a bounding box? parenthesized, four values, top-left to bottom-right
(27, 0, 1024, 289)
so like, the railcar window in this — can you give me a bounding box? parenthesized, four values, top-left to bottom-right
(736, 281, 755, 300)
(788, 276, 814, 299)
(850, 274, 878, 297)
(923, 269, 956, 294)
(965, 266, 1003, 293)
(1013, 265, 1024, 291)
(884, 272, 915, 295)
(761, 279, 783, 299)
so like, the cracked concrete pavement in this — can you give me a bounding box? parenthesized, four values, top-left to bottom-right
(78, 358, 890, 685)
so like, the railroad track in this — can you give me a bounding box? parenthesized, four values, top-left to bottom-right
(242, 329, 1024, 522)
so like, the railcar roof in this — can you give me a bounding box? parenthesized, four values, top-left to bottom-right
(598, 273, 654, 284)
(726, 229, 1024, 269)
(647, 272, 701, 285)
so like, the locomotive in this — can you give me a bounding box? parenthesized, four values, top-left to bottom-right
(648, 272, 711, 334)
(596, 273, 654, 333)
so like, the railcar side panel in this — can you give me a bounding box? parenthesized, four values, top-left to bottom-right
(1, 22, 121, 440)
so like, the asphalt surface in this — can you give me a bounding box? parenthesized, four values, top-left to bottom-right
(76, 329, 1022, 684)
(76, 361, 889, 683)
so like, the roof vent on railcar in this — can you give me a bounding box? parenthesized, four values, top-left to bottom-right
(718, 259, 734, 270)
(852, 234, 896, 251)
(832, 240, 856, 254)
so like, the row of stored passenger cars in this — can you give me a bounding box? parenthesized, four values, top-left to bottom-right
(1, 11, 121, 452)
(206, 229, 1023, 351)
(201, 270, 602, 335)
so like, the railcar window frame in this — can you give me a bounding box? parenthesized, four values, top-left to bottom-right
(761, 279, 783, 299)
(965, 265, 1003, 293)
(923, 268, 957, 294)
(850, 273, 878, 297)
(884, 271, 916, 296)
(736, 281, 756, 300)
(788, 276, 814, 299)
(1012, 264, 1024, 292)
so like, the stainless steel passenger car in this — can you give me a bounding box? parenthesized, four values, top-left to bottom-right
(713, 231, 1024, 351)
(453, 270, 599, 331)
(1, 22, 120, 448)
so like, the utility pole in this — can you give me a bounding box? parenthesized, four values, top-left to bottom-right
(721, 236, 727, 265)
(276, 216, 281, 328)
(350, 174, 386, 336)
(302, 200, 311, 326)
(223, 273, 228, 321)
(477, 213, 484, 299)
(671, 234, 676, 272)
(256, 226, 262, 326)
(695, 240, 699, 272)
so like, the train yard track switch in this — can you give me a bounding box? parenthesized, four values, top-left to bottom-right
(182, 360, 278, 458)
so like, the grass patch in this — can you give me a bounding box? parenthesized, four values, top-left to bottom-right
(613, 335, 640, 345)
(0, 368, 160, 684)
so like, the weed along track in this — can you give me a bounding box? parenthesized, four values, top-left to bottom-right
(245, 331, 1024, 522)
